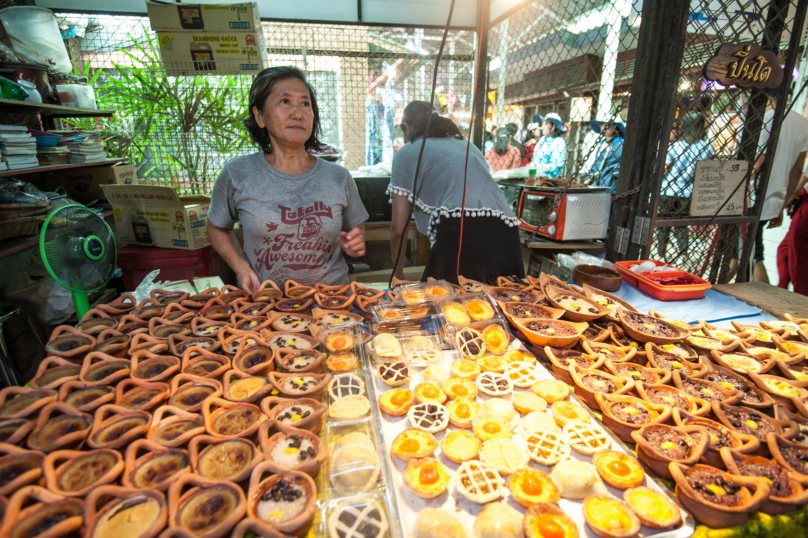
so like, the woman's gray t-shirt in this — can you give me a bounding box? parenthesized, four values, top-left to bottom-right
(388, 137, 519, 242)
(208, 152, 368, 286)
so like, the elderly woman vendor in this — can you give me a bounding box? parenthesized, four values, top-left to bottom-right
(207, 67, 368, 292)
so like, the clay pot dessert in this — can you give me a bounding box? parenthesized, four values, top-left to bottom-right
(30, 357, 82, 390)
(83, 485, 167, 538)
(130, 350, 180, 383)
(672, 370, 744, 406)
(233, 341, 276, 376)
(200, 298, 234, 320)
(268, 371, 331, 399)
(720, 446, 808, 514)
(582, 340, 639, 364)
(730, 321, 783, 347)
(230, 313, 274, 333)
(117, 314, 151, 335)
(263, 332, 319, 353)
(604, 360, 671, 387)
(767, 433, 808, 484)
(544, 290, 610, 323)
(237, 302, 275, 318)
(635, 382, 710, 417)
(314, 282, 350, 296)
(457, 275, 485, 292)
(499, 301, 564, 326)
(169, 334, 221, 357)
(92, 329, 132, 357)
(191, 317, 228, 338)
(618, 311, 689, 345)
(182, 347, 230, 379)
(79, 352, 131, 386)
(355, 295, 389, 318)
(0, 486, 84, 538)
(46, 325, 96, 359)
(0, 385, 58, 418)
(26, 402, 92, 452)
(189, 434, 264, 483)
(182, 288, 220, 310)
(220, 329, 267, 356)
(129, 333, 170, 355)
(258, 421, 326, 477)
(272, 296, 315, 313)
(116, 379, 169, 411)
(77, 309, 118, 334)
(275, 350, 325, 377)
(284, 280, 316, 299)
(231, 518, 295, 538)
(579, 322, 611, 343)
(747, 371, 808, 411)
(132, 298, 167, 321)
(43, 448, 125, 497)
(202, 398, 267, 439)
(152, 289, 190, 305)
(97, 292, 137, 316)
(223, 370, 274, 403)
(583, 283, 638, 322)
(246, 461, 317, 536)
(148, 405, 206, 448)
(776, 360, 808, 386)
(149, 317, 191, 340)
(312, 308, 364, 326)
(253, 280, 284, 303)
(608, 322, 646, 356)
(672, 408, 760, 469)
(260, 397, 327, 435)
(350, 281, 385, 300)
(167, 473, 246, 537)
(169, 374, 223, 413)
(0, 418, 34, 445)
(87, 404, 151, 450)
(669, 462, 771, 528)
(596, 393, 671, 442)
(632, 423, 709, 480)
(123, 438, 191, 491)
(712, 401, 796, 457)
(570, 366, 634, 409)
(698, 355, 775, 409)
(774, 404, 808, 446)
(772, 336, 808, 363)
(709, 348, 777, 376)
(163, 302, 198, 322)
(488, 286, 542, 305)
(270, 313, 315, 336)
(58, 382, 115, 413)
(314, 293, 356, 310)
(544, 347, 605, 384)
(646, 343, 709, 378)
(0, 444, 45, 496)
(513, 318, 589, 349)
(687, 333, 741, 354)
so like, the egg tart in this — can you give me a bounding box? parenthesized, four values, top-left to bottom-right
(414, 383, 447, 404)
(504, 361, 541, 388)
(443, 303, 471, 325)
(403, 457, 450, 498)
(377, 362, 410, 387)
(523, 429, 571, 465)
(593, 451, 644, 489)
(551, 401, 590, 427)
(476, 372, 514, 397)
(450, 359, 481, 380)
(440, 429, 481, 463)
(480, 438, 529, 475)
(467, 299, 495, 321)
(378, 388, 414, 416)
(482, 325, 509, 354)
(447, 398, 481, 428)
(456, 327, 486, 359)
(325, 351, 358, 373)
(623, 487, 682, 530)
(513, 392, 547, 415)
(563, 421, 611, 455)
(532, 379, 570, 403)
(473, 415, 512, 441)
(455, 460, 505, 504)
(507, 467, 560, 507)
(329, 395, 371, 420)
(524, 503, 579, 538)
(324, 331, 354, 353)
(441, 377, 478, 400)
(502, 349, 537, 364)
(407, 402, 450, 433)
(582, 496, 641, 538)
(390, 428, 438, 461)
(478, 355, 508, 373)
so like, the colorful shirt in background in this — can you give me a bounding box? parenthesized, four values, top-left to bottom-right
(663, 139, 714, 197)
(485, 145, 522, 172)
(531, 136, 566, 178)
(588, 137, 624, 194)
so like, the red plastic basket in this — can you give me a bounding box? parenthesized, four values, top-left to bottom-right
(614, 261, 711, 301)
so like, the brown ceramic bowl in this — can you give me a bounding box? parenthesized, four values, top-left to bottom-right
(774, 404, 808, 445)
(128, 333, 170, 356)
(709, 349, 777, 376)
(618, 310, 690, 345)
(92, 328, 131, 357)
(275, 349, 326, 375)
(0, 485, 84, 537)
(258, 421, 326, 477)
(123, 438, 191, 491)
(116, 379, 169, 412)
(573, 265, 622, 292)
(117, 314, 151, 336)
(46, 325, 96, 359)
(767, 432, 808, 485)
(272, 296, 315, 313)
(87, 404, 151, 450)
(168, 374, 223, 413)
(232, 342, 276, 377)
(200, 298, 234, 321)
(582, 340, 639, 364)
(222, 369, 275, 404)
(189, 434, 264, 483)
(671, 370, 744, 407)
(635, 382, 711, 417)
(182, 288, 221, 310)
(148, 317, 191, 340)
(58, 382, 115, 413)
(83, 485, 167, 538)
(43, 448, 125, 497)
(0, 444, 44, 496)
(545, 347, 605, 384)
(251, 280, 283, 303)
(162, 302, 197, 322)
(314, 293, 357, 310)
(632, 423, 709, 479)
(772, 335, 808, 364)
(512, 318, 588, 349)
(220, 285, 250, 304)
(747, 371, 808, 411)
(182, 348, 231, 379)
(712, 401, 796, 457)
(262, 332, 319, 354)
(132, 298, 167, 320)
(267, 371, 331, 400)
(169, 334, 221, 357)
(720, 446, 808, 514)
(0, 385, 58, 419)
(570, 366, 634, 409)
(77, 309, 118, 335)
(167, 473, 246, 537)
(604, 360, 671, 387)
(26, 402, 92, 452)
(231, 518, 294, 538)
(498, 301, 565, 326)
(220, 330, 267, 356)
(130, 350, 181, 383)
(698, 355, 775, 409)
(201, 398, 267, 439)
(0, 418, 34, 445)
(190, 317, 228, 338)
(260, 397, 327, 436)
(596, 393, 672, 443)
(246, 461, 317, 536)
(544, 289, 611, 323)
(646, 343, 710, 378)
(672, 408, 760, 469)
(687, 333, 741, 354)
(147, 405, 205, 448)
(29, 357, 81, 391)
(78, 352, 131, 386)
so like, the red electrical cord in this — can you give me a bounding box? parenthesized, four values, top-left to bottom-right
(456, 0, 487, 280)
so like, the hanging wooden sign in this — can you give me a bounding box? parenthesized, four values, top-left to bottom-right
(703, 43, 783, 89)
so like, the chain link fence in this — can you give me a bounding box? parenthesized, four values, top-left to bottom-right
(51, 13, 475, 194)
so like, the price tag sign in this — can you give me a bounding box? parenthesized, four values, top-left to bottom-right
(690, 159, 747, 217)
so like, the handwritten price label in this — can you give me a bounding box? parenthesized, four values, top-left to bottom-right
(690, 159, 747, 217)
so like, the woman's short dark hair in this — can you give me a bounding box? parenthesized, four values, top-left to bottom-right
(244, 66, 323, 152)
(402, 101, 432, 126)
(679, 112, 707, 145)
(408, 113, 463, 141)
(493, 132, 510, 155)
(504, 123, 518, 137)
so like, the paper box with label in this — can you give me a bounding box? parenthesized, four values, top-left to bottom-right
(156, 31, 266, 76)
(102, 184, 211, 250)
(42, 163, 138, 204)
(147, 2, 261, 33)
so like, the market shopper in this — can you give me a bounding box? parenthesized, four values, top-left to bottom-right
(777, 172, 808, 295)
(531, 113, 567, 178)
(582, 119, 624, 193)
(485, 131, 522, 171)
(207, 66, 368, 292)
(505, 122, 524, 159)
(389, 101, 523, 284)
(521, 127, 538, 167)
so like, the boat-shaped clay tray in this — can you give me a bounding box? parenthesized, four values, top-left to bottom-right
(364, 325, 695, 538)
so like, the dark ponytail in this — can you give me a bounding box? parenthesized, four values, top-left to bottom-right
(408, 114, 463, 141)
(493, 132, 510, 155)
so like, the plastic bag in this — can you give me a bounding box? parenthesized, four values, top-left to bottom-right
(0, 178, 49, 204)
(0, 77, 28, 101)
(129, 269, 162, 303)
(557, 251, 616, 273)
(6, 250, 74, 324)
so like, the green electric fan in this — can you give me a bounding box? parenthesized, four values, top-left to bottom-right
(40, 205, 117, 320)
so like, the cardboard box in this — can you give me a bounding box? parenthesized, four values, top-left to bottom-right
(147, 2, 261, 34)
(102, 184, 211, 250)
(156, 31, 266, 76)
(42, 163, 138, 204)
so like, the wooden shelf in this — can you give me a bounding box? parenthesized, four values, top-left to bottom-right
(0, 209, 114, 261)
(0, 158, 125, 178)
(519, 230, 606, 250)
(0, 98, 113, 118)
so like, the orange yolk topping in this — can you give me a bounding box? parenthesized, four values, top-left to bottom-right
(382, 311, 398, 319)
(331, 337, 347, 349)
(429, 287, 448, 296)
(521, 473, 544, 496)
(482, 421, 501, 434)
(534, 515, 566, 538)
(608, 459, 632, 476)
(558, 406, 577, 419)
(468, 303, 484, 315)
(400, 438, 420, 453)
(456, 403, 471, 419)
(458, 362, 474, 373)
(390, 391, 409, 407)
(453, 385, 469, 397)
(419, 465, 439, 485)
(422, 385, 440, 398)
(486, 333, 503, 348)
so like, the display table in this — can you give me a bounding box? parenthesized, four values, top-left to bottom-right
(713, 282, 808, 321)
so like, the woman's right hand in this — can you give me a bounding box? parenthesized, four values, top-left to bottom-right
(236, 265, 261, 293)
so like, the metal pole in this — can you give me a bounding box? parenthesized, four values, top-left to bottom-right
(495, 19, 509, 129)
(471, 0, 490, 151)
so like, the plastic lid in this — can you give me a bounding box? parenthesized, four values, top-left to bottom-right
(529, 168, 537, 173)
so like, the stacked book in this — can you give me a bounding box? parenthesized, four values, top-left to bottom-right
(0, 125, 37, 170)
(59, 132, 106, 164)
(37, 146, 71, 166)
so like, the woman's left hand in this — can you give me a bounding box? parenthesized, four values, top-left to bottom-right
(340, 226, 366, 257)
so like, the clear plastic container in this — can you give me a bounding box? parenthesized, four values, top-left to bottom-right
(325, 417, 384, 496)
(324, 494, 391, 538)
(437, 292, 503, 327)
(440, 319, 513, 357)
(0, 7, 72, 73)
(371, 300, 435, 323)
(396, 280, 455, 303)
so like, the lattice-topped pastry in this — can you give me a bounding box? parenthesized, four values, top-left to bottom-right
(407, 402, 449, 433)
(456, 327, 486, 359)
(328, 374, 365, 400)
(455, 460, 506, 504)
(327, 499, 388, 538)
(476, 372, 513, 397)
(523, 429, 571, 465)
(480, 438, 529, 475)
(378, 362, 411, 387)
(504, 361, 541, 388)
(563, 421, 611, 455)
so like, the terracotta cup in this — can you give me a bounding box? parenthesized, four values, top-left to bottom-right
(116, 378, 170, 411)
(92, 328, 132, 357)
(168, 374, 223, 413)
(0, 443, 45, 496)
(181, 347, 231, 379)
(147, 405, 206, 448)
(131, 349, 181, 382)
(87, 404, 151, 450)
(58, 381, 115, 413)
(189, 434, 264, 483)
(78, 352, 131, 386)
(201, 398, 267, 439)
(30, 357, 82, 390)
(123, 438, 191, 491)
(46, 325, 96, 359)
(84, 485, 167, 538)
(0, 485, 84, 537)
(0, 385, 58, 418)
(43, 448, 125, 497)
(76, 308, 118, 334)
(0, 418, 34, 445)
(258, 420, 326, 477)
(167, 473, 246, 538)
(246, 461, 317, 536)
(129, 333, 171, 355)
(26, 401, 93, 452)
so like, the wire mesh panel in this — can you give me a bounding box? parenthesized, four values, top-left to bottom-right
(53, 14, 475, 194)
